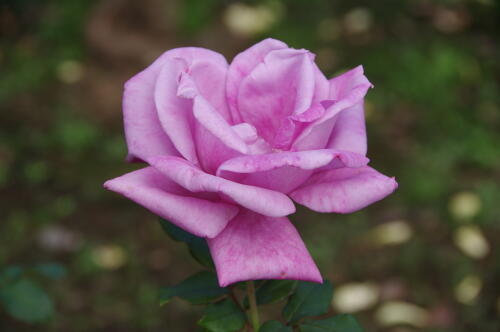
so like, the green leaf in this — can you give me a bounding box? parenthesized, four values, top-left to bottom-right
(159, 218, 199, 243)
(282, 280, 333, 323)
(159, 218, 214, 268)
(299, 314, 364, 332)
(0, 278, 54, 323)
(198, 299, 246, 332)
(0, 265, 24, 284)
(33, 263, 67, 280)
(160, 271, 228, 305)
(260, 320, 293, 332)
(244, 280, 297, 307)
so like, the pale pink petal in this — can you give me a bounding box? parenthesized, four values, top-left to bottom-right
(237, 49, 316, 145)
(217, 150, 369, 193)
(176, 72, 248, 172)
(177, 73, 248, 154)
(327, 101, 367, 155)
(218, 149, 368, 176)
(103, 167, 238, 238)
(123, 47, 227, 162)
(148, 156, 296, 218)
(154, 58, 198, 164)
(226, 38, 288, 123)
(188, 59, 231, 121)
(123, 64, 179, 162)
(290, 166, 398, 213)
(293, 66, 372, 151)
(292, 117, 337, 151)
(311, 64, 330, 104)
(208, 210, 322, 287)
(231, 123, 259, 143)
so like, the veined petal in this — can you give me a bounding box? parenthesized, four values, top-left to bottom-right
(290, 166, 398, 213)
(148, 156, 296, 217)
(103, 167, 238, 238)
(208, 210, 322, 287)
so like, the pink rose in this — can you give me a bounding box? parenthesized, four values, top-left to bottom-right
(104, 39, 397, 286)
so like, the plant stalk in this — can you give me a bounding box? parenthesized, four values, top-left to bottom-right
(246, 281, 260, 332)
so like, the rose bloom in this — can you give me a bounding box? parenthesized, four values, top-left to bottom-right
(104, 39, 397, 286)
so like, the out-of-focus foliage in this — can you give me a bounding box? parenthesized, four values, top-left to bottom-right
(0, 0, 498, 331)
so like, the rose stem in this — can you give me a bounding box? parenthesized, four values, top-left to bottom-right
(246, 280, 260, 331)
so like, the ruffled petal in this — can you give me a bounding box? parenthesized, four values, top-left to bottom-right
(177, 72, 247, 172)
(208, 210, 322, 287)
(103, 167, 238, 238)
(178, 73, 248, 154)
(226, 38, 288, 123)
(217, 149, 369, 193)
(148, 156, 296, 218)
(123, 47, 227, 162)
(237, 48, 316, 145)
(293, 65, 372, 151)
(290, 166, 398, 213)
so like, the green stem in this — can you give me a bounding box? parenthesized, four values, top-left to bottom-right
(247, 281, 260, 332)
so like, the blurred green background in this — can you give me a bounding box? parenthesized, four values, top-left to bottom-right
(1, 0, 499, 331)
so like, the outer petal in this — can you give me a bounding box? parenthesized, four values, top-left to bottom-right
(290, 166, 398, 213)
(208, 210, 322, 287)
(148, 156, 296, 217)
(123, 62, 179, 162)
(226, 38, 288, 123)
(123, 47, 227, 162)
(293, 65, 372, 152)
(103, 167, 238, 238)
(217, 149, 369, 193)
(155, 58, 198, 164)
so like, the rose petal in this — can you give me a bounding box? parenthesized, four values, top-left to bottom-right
(178, 73, 248, 154)
(176, 72, 248, 172)
(293, 65, 372, 151)
(218, 149, 368, 175)
(231, 123, 259, 143)
(123, 47, 227, 162)
(290, 166, 398, 213)
(237, 48, 316, 145)
(123, 64, 179, 162)
(148, 156, 296, 218)
(155, 58, 199, 164)
(188, 58, 231, 121)
(104, 167, 238, 238)
(208, 210, 322, 287)
(217, 149, 369, 193)
(327, 101, 367, 155)
(227, 38, 288, 123)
